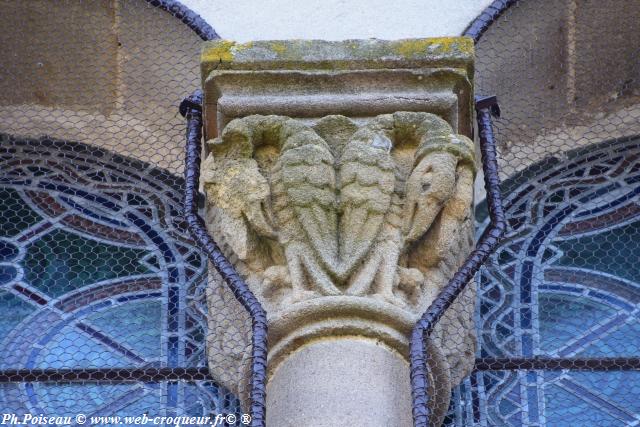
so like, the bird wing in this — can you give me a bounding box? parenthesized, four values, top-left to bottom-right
(337, 139, 395, 279)
(279, 135, 338, 270)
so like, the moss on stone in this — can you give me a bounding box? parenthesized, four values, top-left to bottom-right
(201, 37, 474, 74)
(268, 41, 289, 55)
(201, 40, 237, 63)
(395, 37, 474, 58)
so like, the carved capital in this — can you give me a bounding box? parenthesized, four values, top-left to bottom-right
(201, 38, 476, 426)
(204, 112, 475, 307)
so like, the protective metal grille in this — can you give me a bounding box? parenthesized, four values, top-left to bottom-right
(1, 1, 639, 426)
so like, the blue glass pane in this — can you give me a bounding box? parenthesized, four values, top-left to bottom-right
(36, 326, 131, 368)
(115, 388, 164, 418)
(0, 265, 18, 285)
(544, 384, 621, 427)
(569, 371, 640, 414)
(579, 320, 640, 357)
(498, 398, 518, 418)
(475, 136, 640, 426)
(0, 240, 19, 262)
(538, 294, 615, 353)
(87, 301, 162, 359)
(184, 383, 206, 416)
(34, 383, 135, 415)
(555, 220, 640, 284)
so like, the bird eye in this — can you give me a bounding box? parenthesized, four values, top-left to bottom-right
(421, 182, 431, 192)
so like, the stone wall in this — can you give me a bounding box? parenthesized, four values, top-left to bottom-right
(0, 0, 202, 172)
(475, 0, 640, 180)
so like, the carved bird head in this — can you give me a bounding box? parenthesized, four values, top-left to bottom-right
(203, 157, 276, 260)
(403, 150, 458, 245)
(400, 113, 476, 246)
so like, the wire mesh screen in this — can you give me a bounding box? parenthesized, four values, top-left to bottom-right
(0, 0, 252, 423)
(2, 0, 640, 426)
(445, 0, 640, 426)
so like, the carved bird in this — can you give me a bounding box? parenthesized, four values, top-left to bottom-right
(203, 115, 342, 303)
(203, 113, 475, 309)
(345, 112, 476, 309)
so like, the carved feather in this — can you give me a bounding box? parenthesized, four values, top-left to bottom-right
(336, 138, 395, 280)
(279, 131, 338, 270)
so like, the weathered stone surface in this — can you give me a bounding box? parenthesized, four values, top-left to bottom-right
(0, 0, 118, 112)
(201, 38, 474, 73)
(204, 112, 476, 424)
(204, 112, 474, 306)
(201, 38, 477, 427)
(201, 38, 474, 139)
(474, 0, 640, 181)
(0, 0, 203, 170)
(266, 337, 414, 427)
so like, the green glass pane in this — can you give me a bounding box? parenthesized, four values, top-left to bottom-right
(23, 229, 151, 298)
(0, 188, 41, 237)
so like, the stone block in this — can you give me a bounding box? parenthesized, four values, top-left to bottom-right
(201, 38, 474, 139)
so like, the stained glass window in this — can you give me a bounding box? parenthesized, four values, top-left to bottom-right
(447, 137, 640, 426)
(0, 136, 240, 418)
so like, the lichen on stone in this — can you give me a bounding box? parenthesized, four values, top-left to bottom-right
(394, 37, 474, 58)
(201, 37, 474, 73)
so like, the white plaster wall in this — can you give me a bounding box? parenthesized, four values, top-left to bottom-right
(180, 0, 493, 42)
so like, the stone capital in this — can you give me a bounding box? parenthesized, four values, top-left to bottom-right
(201, 38, 474, 139)
(201, 38, 477, 427)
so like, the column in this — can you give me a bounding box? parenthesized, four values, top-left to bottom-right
(201, 38, 477, 427)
